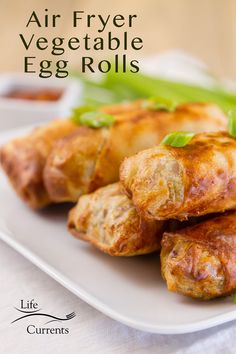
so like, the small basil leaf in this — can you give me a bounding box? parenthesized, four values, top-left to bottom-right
(143, 96, 177, 112)
(161, 132, 194, 147)
(71, 105, 96, 125)
(79, 111, 114, 128)
(228, 110, 236, 137)
(232, 293, 236, 303)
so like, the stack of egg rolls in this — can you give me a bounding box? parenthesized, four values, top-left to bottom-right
(119, 131, 236, 299)
(0, 101, 226, 208)
(2, 98, 236, 301)
(44, 102, 227, 203)
(69, 129, 236, 300)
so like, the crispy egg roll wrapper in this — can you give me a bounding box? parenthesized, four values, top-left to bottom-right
(120, 131, 236, 221)
(68, 183, 215, 256)
(44, 103, 227, 202)
(68, 183, 166, 256)
(161, 212, 236, 300)
(0, 120, 77, 208)
(0, 101, 142, 209)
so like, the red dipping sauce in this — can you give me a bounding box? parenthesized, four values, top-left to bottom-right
(3, 88, 63, 102)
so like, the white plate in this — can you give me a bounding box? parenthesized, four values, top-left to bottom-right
(1, 126, 236, 334)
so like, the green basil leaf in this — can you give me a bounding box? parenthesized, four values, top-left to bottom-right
(232, 293, 236, 303)
(79, 111, 114, 128)
(228, 110, 236, 137)
(161, 132, 194, 147)
(142, 96, 177, 112)
(71, 105, 96, 124)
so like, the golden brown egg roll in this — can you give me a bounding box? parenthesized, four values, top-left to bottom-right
(120, 131, 236, 221)
(0, 120, 78, 208)
(0, 101, 143, 209)
(44, 103, 227, 203)
(68, 183, 166, 256)
(161, 212, 236, 300)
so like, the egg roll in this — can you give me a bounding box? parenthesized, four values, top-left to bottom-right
(0, 101, 143, 209)
(44, 102, 227, 202)
(68, 183, 166, 256)
(120, 131, 236, 221)
(0, 120, 77, 208)
(161, 212, 236, 300)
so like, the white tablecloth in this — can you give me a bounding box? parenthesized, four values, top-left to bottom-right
(1, 239, 236, 354)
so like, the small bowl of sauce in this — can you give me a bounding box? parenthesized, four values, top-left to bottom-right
(0, 74, 82, 130)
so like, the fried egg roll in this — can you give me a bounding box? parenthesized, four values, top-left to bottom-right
(68, 183, 166, 256)
(0, 101, 143, 209)
(161, 212, 236, 300)
(120, 131, 236, 221)
(0, 120, 77, 208)
(44, 103, 227, 202)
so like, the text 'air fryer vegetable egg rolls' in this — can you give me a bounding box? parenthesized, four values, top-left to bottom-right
(68, 183, 166, 256)
(44, 102, 227, 203)
(120, 131, 236, 221)
(0, 100, 145, 209)
(161, 212, 236, 300)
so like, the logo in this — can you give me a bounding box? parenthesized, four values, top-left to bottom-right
(11, 299, 76, 335)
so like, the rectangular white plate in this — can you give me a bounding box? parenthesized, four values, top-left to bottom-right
(1, 126, 236, 334)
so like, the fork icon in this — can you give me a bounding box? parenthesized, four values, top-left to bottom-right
(66, 312, 76, 320)
(43, 311, 76, 325)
